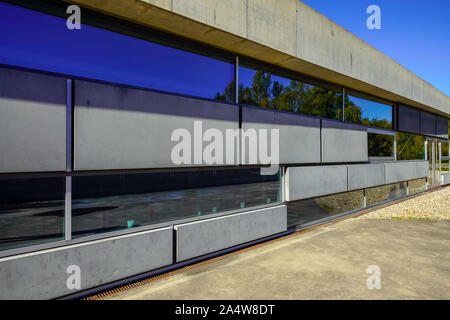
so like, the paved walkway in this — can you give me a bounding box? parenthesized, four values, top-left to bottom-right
(106, 218, 450, 300)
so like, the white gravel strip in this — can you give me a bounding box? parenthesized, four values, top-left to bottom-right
(359, 186, 450, 220)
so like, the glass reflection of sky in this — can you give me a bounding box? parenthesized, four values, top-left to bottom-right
(0, 2, 234, 99)
(347, 95, 392, 122)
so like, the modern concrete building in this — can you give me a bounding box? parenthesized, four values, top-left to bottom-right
(0, 0, 448, 299)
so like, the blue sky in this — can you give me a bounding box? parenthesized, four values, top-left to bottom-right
(301, 0, 450, 97)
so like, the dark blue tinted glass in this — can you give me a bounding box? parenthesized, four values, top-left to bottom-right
(238, 66, 342, 119)
(344, 94, 392, 129)
(0, 2, 234, 101)
(72, 169, 281, 238)
(0, 177, 65, 251)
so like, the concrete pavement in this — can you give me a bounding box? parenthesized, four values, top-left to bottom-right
(106, 218, 450, 299)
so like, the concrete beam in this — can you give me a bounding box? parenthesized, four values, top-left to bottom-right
(286, 165, 348, 201)
(0, 227, 173, 299)
(68, 0, 450, 117)
(174, 205, 287, 262)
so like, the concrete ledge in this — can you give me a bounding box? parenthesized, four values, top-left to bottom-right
(286, 165, 348, 201)
(348, 163, 385, 191)
(0, 227, 172, 299)
(321, 120, 368, 163)
(174, 205, 287, 262)
(241, 107, 320, 164)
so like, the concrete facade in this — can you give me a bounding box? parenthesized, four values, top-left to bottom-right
(384, 161, 428, 184)
(286, 165, 348, 201)
(174, 205, 287, 262)
(0, 68, 66, 173)
(74, 80, 240, 170)
(321, 120, 368, 163)
(70, 0, 450, 117)
(0, 227, 173, 300)
(348, 163, 385, 191)
(242, 107, 321, 164)
(287, 161, 429, 201)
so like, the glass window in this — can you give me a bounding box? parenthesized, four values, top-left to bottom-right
(0, 177, 65, 251)
(344, 94, 392, 129)
(408, 178, 426, 194)
(396, 132, 426, 160)
(72, 168, 281, 238)
(236, 65, 342, 119)
(0, 2, 235, 101)
(287, 190, 364, 227)
(368, 133, 394, 157)
(366, 182, 407, 206)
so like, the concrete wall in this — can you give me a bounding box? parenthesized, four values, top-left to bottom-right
(348, 163, 385, 191)
(0, 67, 66, 173)
(174, 205, 287, 262)
(0, 227, 172, 300)
(321, 120, 368, 163)
(442, 173, 450, 186)
(74, 80, 239, 170)
(241, 107, 320, 164)
(385, 161, 428, 184)
(409, 161, 429, 180)
(69, 0, 450, 117)
(286, 165, 348, 201)
(287, 161, 428, 201)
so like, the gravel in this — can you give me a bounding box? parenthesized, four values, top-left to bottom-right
(359, 186, 450, 220)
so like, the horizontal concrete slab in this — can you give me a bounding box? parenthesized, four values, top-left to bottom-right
(409, 161, 429, 180)
(74, 80, 239, 170)
(174, 205, 287, 262)
(348, 163, 385, 191)
(241, 107, 321, 164)
(0, 67, 66, 173)
(321, 120, 368, 163)
(0, 227, 173, 299)
(384, 161, 428, 184)
(286, 165, 348, 201)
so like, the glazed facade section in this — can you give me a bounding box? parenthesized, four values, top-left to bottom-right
(0, 2, 448, 299)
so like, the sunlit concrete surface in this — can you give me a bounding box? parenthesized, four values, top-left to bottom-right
(105, 218, 450, 300)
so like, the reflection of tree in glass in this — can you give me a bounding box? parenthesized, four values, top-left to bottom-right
(396, 132, 425, 160)
(215, 70, 392, 129)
